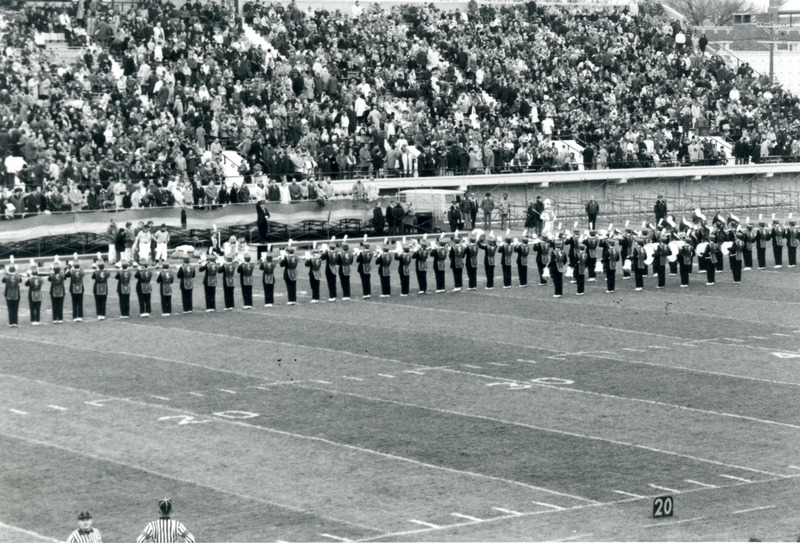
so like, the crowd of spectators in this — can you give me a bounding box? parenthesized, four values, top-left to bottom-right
(2, 0, 800, 220)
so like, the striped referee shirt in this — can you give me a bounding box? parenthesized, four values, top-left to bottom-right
(67, 528, 103, 543)
(136, 517, 195, 543)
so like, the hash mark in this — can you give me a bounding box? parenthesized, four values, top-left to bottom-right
(531, 501, 564, 510)
(342, 376, 363, 381)
(376, 374, 395, 379)
(648, 484, 681, 493)
(684, 479, 717, 488)
(491, 507, 523, 516)
(408, 519, 440, 529)
(612, 490, 645, 498)
(719, 474, 753, 483)
(47, 405, 68, 411)
(9, 409, 27, 415)
(451, 513, 483, 522)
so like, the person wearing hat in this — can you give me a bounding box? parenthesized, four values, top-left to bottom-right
(25, 263, 44, 325)
(337, 243, 354, 300)
(713, 221, 726, 273)
(620, 227, 634, 280)
(280, 247, 299, 305)
(221, 256, 237, 310)
(395, 244, 414, 297)
(306, 248, 323, 303)
(156, 262, 174, 316)
(375, 245, 394, 297)
(154, 224, 170, 263)
(464, 235, 480, 290)
(600, 236, 620, 293)
(412, 240, 430, 295)
(356, 242, 375, 299)
(478, 235, 498, 290)
(49, 261, 67, 323)
(430, 240, 448, 293)
(92, 259, 111, 320)
(498, 236, 515, 288)
(67, 511, 102, 543)
(549, 238, 567, 298)
(68, 259, 85, 322)
(654, 195, 668, 224)
(177, 257, 195, 313)
(134, 260, 153, 317)
(654, 234, 671, 289)
(729, 230, 745, 284)
(320, 243, 340, 302)
(743, 222, 757, 270)
(237, 254, 256, 308)
(2, 264, 22, 327)
(632, 237, 649, 291)
(115, 260, 133, 319)
(259, 251, 277, 307)
(787, 218, 799, 267)
(449, 236, 466, 292)
(573, 242, 588, 295)
(703, 232, 719, 285)
(515, 237, 531, 287)
(584, 230, 599, 282)
(772, 218, 786, 268)
(755, 220, 770, 270)
(199, 254, 220, 312)
(533, 235, 551, 286)
(677, 234, 694, 288)
(136, 498, 193, 543)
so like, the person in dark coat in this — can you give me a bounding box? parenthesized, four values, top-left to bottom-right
(256, 201, 271, 243)
(372, 203, 385, 235)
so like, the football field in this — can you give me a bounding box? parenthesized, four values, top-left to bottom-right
(1, 258, 799, 542)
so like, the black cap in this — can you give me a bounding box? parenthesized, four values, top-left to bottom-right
(78, 511, 92, 520)
(158, 498, 172, 515)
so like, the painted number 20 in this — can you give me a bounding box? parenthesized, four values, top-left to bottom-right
(653, 496, 674, 518)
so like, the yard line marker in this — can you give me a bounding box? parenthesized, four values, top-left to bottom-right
(309, 380, 332, 384)
(47, 405, 67, 411)
(546, 356, 567, 360)
(8, 409, 27, 415)
(772, 333, 793, 337)
(188, 392, 205, 397)
(489, 362, 510, 366)
(150, 395, 171, 401)
(612, 490, 646, 498)
(402, 370, 425, 375)
(342, 376, 363, 381)
(462, 365, 482, 369)
(733, 505, 775, 515)
(318, 533, 352, 542)
(674, 342, 697, 347)
(451, 513, 482, 522)
(219, 389, 237, 394)
(408, 520, 440, 529)
(0, 521, 61, 542)
(516, 359, 538, 364)
(722, 338, 745, 343)
(622, 348, 645, 352)
(788, 465, 800, 470)
(684, 479, 717, 488)
(648, 484, 681, 493)
(651, 346, 671, 350)
(491, 507, 522, 516)
(719, 474, 753, 483)
(531, 501, 565, 510)
(376, 374, 395, 379)
(750, 336, 768, 339)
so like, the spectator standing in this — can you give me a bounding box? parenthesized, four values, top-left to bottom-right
(585, 196, 600, 229)
(654, 195, 668, 224)
(480, 192, 495, 230)
(499, 193, 511, 231)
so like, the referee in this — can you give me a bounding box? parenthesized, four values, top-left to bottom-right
(67, 511, 102, 543)
(136, 498, 195, 543)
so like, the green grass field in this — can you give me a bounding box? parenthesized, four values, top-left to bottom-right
(1, 253, 799, 542)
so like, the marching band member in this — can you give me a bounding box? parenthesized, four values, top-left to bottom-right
(632, 237, 648, 291)
(584, 229, 599, 282)
(305, 247, 323, 303)
(395, 242, 414, 297)
(338, 242, 355, 300)
(654, 233, 671, 289)
(498, 235, 515, 288)
(25, 262, 44, 325)
(259, 250, 277, 307)
(772, 217, 786, 268)
(713, 216, 726, 272)
(376, 244, 393, 297)
(134, 260, 153, 317)
(356, 242, 375, 298)
(677, 233, 693, 288)
(68, 257, 85, 322)
(574, 242, 588, 296)
(788, 216, 799, 267)
(465, 233, 480, 290)
(533, 234, 550, 285)
(156, 262, 174, 316)
(600, 233, 620, 293)
(549, 237, 567, 298)
(92, 258, 110, 320)
(220, 256, 237, 310)
(280, 246, 299, 305)
(237, 254, 256, 309)
(199, 253, 219, 312)
(515, 235, 531, 287)
(115, 260, 133, 319)
(756, 219, 770, 269)
(2, 262, 22, 327)
(177, 257, 195, 313)
(743, 221, 757, 270)
(430, 238, 448, 293)
(478, 233, 498, 290)
(321, 241, 339, 302)
(728, 228, 744, 284)
(703, 233, 719, 285)
(620, 225, 634, 280)
(449, 235, 465, 292)
(412, 239, 430, 295)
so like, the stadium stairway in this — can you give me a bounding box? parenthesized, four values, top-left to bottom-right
(39, 32, 85, 66)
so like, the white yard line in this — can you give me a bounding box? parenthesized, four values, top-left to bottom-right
(0, 521, 62, 543)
